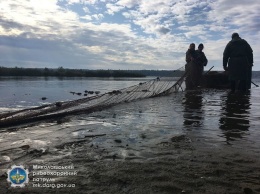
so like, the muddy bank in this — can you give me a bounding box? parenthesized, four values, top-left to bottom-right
(0, 133, 259, 194)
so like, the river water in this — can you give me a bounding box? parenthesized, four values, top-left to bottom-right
(0, 76, 154, 112)
(0, 76, 260, 192)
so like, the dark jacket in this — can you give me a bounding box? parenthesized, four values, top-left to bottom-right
(223, 37, 253, 80)
(186, 49, 197, 64)
(196, 50, 208, 67)
(185, 49, 203, 89)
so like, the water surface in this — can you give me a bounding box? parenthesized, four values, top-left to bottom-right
(0, 76, 260, 164)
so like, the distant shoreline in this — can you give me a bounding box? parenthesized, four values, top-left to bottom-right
(0, 66, 183, 77)
(0, 67, 146, 78)
(1, 67, 260, 78)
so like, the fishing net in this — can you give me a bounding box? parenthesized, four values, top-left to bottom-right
(0, 68, 187, 128)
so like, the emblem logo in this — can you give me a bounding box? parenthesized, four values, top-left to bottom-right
(7, 165, 29, 187)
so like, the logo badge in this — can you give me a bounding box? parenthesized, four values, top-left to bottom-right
(7, 165, 29, 187)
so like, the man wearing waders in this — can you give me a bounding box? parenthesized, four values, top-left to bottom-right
(185, 43, 208, 90)
(185, 43, 197, 90)
(223, 33, 253, 92)
(195, 43, 208, 85)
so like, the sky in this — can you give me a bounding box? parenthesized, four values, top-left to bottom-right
(0, 0, 259, 71)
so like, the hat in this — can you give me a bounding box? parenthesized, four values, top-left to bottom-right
(198, 43, 204, 48)
(231, 33, 239, 38)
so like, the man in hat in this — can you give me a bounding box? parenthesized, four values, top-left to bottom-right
(223, 33, 253, 91)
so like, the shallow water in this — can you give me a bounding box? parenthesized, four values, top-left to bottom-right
(0, 77, 260, 165)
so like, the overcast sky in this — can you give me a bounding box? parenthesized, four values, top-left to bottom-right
(0, 0, 259, 70)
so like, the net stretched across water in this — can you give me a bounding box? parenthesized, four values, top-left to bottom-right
(0, 70, 187, 128)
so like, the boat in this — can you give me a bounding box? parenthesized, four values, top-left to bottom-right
(201, 71, 230, 89)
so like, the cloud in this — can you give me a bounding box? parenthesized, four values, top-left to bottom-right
(178, 24, 208, 39)
(0, 0, 81, 38)
(66, 0, 98, 5)
(92, 14, 104, 20)
(207, 0, 260, 34)
(156, 26, 171, 35)
(82, 6, 90, 13)
(106, 3, 124, 15)
(0, 0, 259, 70)
(116, 0, 139, 8)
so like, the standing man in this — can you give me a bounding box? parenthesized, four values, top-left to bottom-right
(185, 43, 197, 90)
(196, 43, 208, 84)
(223, 33, 253, 91)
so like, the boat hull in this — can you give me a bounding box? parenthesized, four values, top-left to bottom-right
(201, 71, 230, 89)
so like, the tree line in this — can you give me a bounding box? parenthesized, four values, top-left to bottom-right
(0, 67, 146, 77)
(0, 67, 186, 77)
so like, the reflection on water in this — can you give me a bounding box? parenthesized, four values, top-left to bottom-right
(182, 90, 204, 128)
(219, 92, 251, 142)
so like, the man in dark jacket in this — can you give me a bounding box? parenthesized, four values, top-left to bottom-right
(196, 43, 208, 81)
(223, 33, 253, 91)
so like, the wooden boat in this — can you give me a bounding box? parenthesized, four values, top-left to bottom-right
(201, 71, 230, 89)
